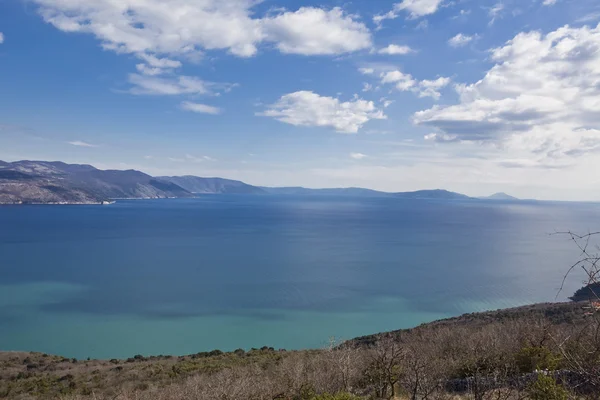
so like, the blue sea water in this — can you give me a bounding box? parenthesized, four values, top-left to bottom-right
(0, 196, 598, 359)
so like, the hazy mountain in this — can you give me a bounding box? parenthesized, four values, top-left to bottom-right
(263, 187, 471, 199)
(159, 176, 265, 194)
(392, 189, 472, 200)
(0, 160, 192, 204)
(1, 160, 475, 204)
(260, 187, 387, 197)
(480, 192, 519, 200)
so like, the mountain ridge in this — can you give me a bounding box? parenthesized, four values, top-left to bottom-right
(0, 160, 516, 204)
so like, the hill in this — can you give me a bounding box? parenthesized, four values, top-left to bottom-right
(570, 282, 600, 302)
(262, 187, 472, 199)
(0, 160, 514, 205)
(0, 161, 192, 204)
(480, 192, 519, 200)
(261, 186, 388, 197)
(158, 176, 265, 194)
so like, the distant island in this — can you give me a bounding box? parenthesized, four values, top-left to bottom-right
(0, 160, 519, 205)
(479, 192, 519, 200)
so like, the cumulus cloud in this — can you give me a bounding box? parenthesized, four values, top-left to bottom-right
(261, 7, 372, 55)
(542, 0, 557, 5)
(258, 91, 386, 133)
(414, 23, 600, 162)
(67, 141, 98, 147)
(448, 33, 474, 47)
(374, 0, 444, 25)
(180, 101, 222, 115)
(350, 152, 368, 160)
(378, 44, 414, 55)
(34, 1, 371, 61)
(0, 32, 4, 44)
(33, 1, 373, 104)
(379, 70, 450, 99)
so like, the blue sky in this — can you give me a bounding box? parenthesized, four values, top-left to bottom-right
(1, 0, 600, 200)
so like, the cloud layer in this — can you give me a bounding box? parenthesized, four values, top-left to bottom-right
(415, 23, 600, 162)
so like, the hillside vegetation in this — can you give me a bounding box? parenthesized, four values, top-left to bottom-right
(2, 301, 599, 400)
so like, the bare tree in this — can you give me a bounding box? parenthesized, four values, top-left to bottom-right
(362, 334, 405, 399)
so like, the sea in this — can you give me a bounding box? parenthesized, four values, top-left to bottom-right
(0, 196, 598, 359)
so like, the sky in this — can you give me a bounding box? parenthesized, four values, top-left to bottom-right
(1, 0, 600, 200)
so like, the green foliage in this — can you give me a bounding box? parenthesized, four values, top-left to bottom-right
(514, 346, 561, 373)
(526, 374, 568, 400)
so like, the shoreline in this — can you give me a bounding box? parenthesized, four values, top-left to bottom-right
(0, 301, 580, 361)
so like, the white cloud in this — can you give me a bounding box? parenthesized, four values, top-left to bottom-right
(418, 77, 451, 99)
(180, 101, 222, 115)
(258, 91, 386, 133)
(488, 3, 504, 25)
(577, 13, 600, 23)
(359, 67, 375, 75)
(378, 44, 414, 55)
(414, 23, 600, 163)
(135, 54, 183, 75)
(448, 33, 474, 47)
(381, 70, 417, 88)
(261, 7, 372, 55)
(379, 70, 450, 99)
(416, 20, 429, 30)
(34, 1, 373, 106)
(185, 154, 216, 162)
(350, 152, 368, 160)
(67, 141, 98, 148)
(362, 83, 373, 92)
(34, 1, 370, 60)
(542, 0, 557, 5)
(35, 0, 263, 58)
(128, 74, 232, 96)
(0, 32, 4, 44)
(380, 98, 394, 108)
(135, 64, 164, 76)
(374, 0, 444, 25)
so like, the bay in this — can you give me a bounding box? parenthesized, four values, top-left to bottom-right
(0, 196, 597, 359)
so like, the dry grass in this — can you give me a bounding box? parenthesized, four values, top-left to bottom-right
(1, 302, 595, 400)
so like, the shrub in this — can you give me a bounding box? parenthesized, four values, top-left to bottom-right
(310, 393, 361, 400)
(526, 374, 568, 400)
(515, 346, 561, 373)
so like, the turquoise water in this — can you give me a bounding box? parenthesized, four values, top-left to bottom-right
(0, 196, 597, 359)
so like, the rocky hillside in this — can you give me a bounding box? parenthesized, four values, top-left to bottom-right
(0, 161, 192, 204)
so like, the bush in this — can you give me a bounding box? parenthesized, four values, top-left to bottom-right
(310, 393, 361, 400)
(515, 346, 561, 373)
(526, 374, 568, 400)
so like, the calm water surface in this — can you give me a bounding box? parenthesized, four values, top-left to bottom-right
(0, 196, 597, 359)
